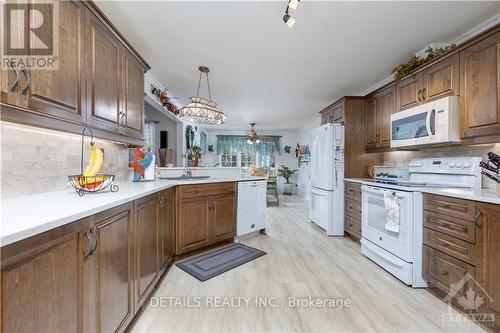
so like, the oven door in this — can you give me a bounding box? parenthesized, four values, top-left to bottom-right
(390, 106, 435, 148)
(361, 185, 414, 262)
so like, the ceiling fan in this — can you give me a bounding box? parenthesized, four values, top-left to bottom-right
(246, 123, 271, 144)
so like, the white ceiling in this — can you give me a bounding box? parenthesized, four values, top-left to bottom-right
(97, 1, 499, 130)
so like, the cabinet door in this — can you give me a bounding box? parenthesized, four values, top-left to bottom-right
(460, 31, 500, 139)
(121, 50, 144, 139)
(477, 202, 500, 328)
(0, 0, 22, 106)
(85, 11, 120, 133)
(396, 72, 422, 111)
(364, 97, 377, 149)
(89, 204, 134, 333)
(158, 188, 175, 270)
(134, 194, 159, 309)
(422, 53, 459, 102)
(331, 103, 344, 123)
(1, 219, 86, 333)
(25, 0, 85, 123)
(376, 84, 396, 147)
(176, 197, 210, 255)
(210, 194, 236, 242)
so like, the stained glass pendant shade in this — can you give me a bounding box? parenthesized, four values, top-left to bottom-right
(179, 66, 227, 125)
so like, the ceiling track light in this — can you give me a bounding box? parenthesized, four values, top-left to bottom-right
(283, 0, 298, 28)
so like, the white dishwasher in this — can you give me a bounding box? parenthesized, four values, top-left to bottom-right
(237, 180, 267, 237)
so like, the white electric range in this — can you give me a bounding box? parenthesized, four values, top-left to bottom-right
(360, 157, 482, 288)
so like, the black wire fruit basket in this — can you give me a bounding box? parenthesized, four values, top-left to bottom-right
(68, 127, 119, 196)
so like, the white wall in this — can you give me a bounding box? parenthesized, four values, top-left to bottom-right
(145, 103, 179, 165)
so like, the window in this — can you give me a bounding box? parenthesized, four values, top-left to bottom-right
(241, 153, 256, 167)
(221, 153, 237, 167)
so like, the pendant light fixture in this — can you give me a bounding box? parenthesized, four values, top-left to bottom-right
(179, 66, 227, 125)
(283, 0, 299, 28)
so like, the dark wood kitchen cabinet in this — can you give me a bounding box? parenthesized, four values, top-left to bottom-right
(364, 96, 377, 150)
(1, 217, 90, 333)
(24, 1, 86, 123)
(158, 188, 175, 271)
(476, 202, 500, 329)
(460, 30, 500, 142)
(121, 50, 144, 139)
(396, 53, 460, 112)
(134, 194, 159, 310)
(85, 203, 134, 333)
(423, 194, 500, 330)
(0, 1, 149, 146)
(397, 72, 422, 111)
(364, 83, 396, 150)
(85, 11, 122, 134)
(176, 182, 236, 255)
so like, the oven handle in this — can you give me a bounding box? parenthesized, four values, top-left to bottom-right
(362, 185, 406, 198)
(311, 188, 328, 196)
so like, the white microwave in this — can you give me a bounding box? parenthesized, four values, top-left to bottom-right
(390, 96, 461, 148)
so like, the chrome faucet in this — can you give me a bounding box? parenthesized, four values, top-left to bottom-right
(183, 167, 192, 178)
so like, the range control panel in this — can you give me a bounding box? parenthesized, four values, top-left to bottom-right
(408, 157, 482, 175)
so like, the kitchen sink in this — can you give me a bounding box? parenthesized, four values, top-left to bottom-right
(160, 175, 211, 181)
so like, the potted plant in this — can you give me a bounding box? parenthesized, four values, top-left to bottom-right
(192, 145, 202, 167)
(278, 165, 298, 196)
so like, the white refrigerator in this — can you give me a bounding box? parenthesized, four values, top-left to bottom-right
(309, 123, 345, 236)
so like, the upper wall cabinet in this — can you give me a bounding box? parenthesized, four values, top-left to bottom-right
(85, 12, 122, 133)
(0, 1, 150, 145)
(364, 83, 396, 150)
(320, 101, 344, 125)
(396, 53, 460, 112)
(460, 31, 500, 142)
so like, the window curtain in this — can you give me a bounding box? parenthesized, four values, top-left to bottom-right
(216, 135, 282, 156)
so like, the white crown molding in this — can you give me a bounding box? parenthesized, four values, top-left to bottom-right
(358, 13, 500, 97)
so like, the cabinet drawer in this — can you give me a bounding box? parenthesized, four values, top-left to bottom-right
(345, 199, 362, 220)
(345, 214, 361, 236)
(179, 182, 235, 198)
(423, 210, 475, 243)
(345, 182, 362, 201)
(424, 194, 476, 221)
(423, 228, 478, 265)
(423, 245, 476, 297)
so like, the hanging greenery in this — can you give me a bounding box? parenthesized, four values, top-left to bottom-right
(392, 44, 456, 81)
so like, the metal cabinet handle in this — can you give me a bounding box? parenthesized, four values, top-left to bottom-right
(417, 89, 421, 102)
(84, 229, 97, 260)
(421, 88, 426, 100)
(475, 210, 482, 228)
(21, 67, 31, 96)
(9, 62, 19, 92)
(441, 271, 449, 276)
(158, 197, 164, 207)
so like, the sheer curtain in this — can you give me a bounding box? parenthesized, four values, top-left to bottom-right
(216, 135, 281, 167)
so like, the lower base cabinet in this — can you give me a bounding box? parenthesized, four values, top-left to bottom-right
(1, 183, 234, 332)
(85, 203, 134, 333)
(134, 194, 159, 310)
(1, 219, 87, 333)
(176, 183, 236, 255)
(423, 195, 500, 331)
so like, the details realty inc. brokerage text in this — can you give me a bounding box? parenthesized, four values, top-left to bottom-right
(151, 296, 352, 309)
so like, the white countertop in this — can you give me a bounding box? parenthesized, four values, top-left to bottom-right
(344, 178, 500, 205)
(1, 176, 266, 247)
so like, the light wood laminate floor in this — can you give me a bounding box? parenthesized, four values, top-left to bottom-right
(130, 196, 485, 333)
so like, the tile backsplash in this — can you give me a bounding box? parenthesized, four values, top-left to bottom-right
(383, 143, 500, 189)
(1, 122, 130, 198)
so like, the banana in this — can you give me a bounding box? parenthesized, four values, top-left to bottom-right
(83, 143, 104, 177)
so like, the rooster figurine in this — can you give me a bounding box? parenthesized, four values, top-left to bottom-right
(133, 147, 154, 182)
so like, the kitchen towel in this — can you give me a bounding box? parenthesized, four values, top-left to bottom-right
(384, 191, 400, 233)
